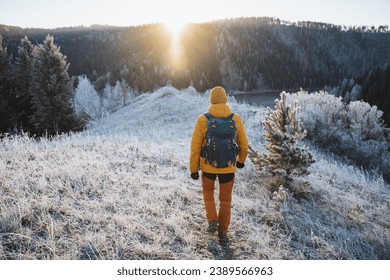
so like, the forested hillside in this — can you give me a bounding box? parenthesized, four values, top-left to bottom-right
(1, 17, 389, 93)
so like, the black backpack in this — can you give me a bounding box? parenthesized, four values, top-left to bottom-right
(201, 113, 239, 168)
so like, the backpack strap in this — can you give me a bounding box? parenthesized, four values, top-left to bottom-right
(227, 113, 235, 120)
(204, 113, 212, 120)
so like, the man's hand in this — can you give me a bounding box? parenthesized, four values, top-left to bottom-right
(236, 162, 245, 169)
(191, 172, 200, 180)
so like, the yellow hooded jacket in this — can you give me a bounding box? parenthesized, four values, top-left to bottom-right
(190, 103, 249, 174)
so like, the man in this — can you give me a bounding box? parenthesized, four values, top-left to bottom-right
(189, 86, 249, 243)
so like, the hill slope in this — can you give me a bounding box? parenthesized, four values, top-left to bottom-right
(0, 87, 389, 259)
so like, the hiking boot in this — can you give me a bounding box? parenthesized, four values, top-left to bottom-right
(218, 231, 229, 244)
(207, 220, 218, 233)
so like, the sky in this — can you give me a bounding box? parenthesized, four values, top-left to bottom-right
(0, 0, 389, 29)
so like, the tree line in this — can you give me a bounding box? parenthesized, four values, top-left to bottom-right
(330, 65, 390, 125)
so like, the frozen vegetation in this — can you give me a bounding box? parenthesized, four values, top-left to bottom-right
(0, 87, 389, 259)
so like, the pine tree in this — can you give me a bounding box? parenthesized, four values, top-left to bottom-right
(251, 93, 314, 191)
(0, 35, 12, 132)
(10, 36, 34, 131)
(29, 35, 81, 135)
(74, 75, 101, 120)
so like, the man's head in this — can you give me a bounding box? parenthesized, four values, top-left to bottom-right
(210, 86, 227, 104)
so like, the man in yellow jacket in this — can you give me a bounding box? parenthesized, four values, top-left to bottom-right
(190, 86, 249, 243)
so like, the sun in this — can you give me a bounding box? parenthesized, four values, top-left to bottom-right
(163, 19, 187, 43)
(163, 19, 189, 70)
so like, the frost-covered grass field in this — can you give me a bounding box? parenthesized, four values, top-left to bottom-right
(1, 87, 389, 260)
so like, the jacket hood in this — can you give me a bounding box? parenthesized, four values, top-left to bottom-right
(208, 103, 232, 118)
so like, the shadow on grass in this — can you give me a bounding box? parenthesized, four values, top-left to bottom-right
(207, 238, 235, 260)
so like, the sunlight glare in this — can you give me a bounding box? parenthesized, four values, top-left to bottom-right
(164, 19, 187, 43)
(164, 18, 188, 71)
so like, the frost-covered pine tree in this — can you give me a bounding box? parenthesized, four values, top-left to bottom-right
(29, 35, 81, 135)
(347, 100, 384, 141)
(119, 78, 131, 106)
(10, 36, 34, 131)
(102, 81, 122, 112)
(74, 75, 101, 120)
(0, 35, 12, 132)
(254, 93, 314, 185)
